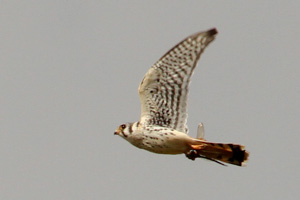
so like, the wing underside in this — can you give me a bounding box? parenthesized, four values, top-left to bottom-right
(138, 28, 217, 133)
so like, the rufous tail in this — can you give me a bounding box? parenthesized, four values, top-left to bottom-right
(190, 142, 249, 166)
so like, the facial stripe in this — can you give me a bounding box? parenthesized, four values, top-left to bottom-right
(121, 131, 128, 137)
(129, 123, 133, 134)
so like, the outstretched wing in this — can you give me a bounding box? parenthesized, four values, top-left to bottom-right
(138, 28, 217, 133)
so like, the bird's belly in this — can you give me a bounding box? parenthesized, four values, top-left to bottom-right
(131, 132, 191, 154)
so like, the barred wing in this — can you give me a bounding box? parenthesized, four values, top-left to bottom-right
(138, 28, 217, 133)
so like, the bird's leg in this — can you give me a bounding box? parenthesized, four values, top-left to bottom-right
(185, 150, 198, 160)
(186, 143, 206, 160)
(185, 150, 227, 166)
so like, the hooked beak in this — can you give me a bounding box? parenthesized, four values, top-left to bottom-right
(114, 129, 120, 135)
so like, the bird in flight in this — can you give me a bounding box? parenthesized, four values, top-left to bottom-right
(114, 28, 249, 166)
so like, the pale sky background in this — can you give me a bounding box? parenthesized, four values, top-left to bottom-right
(1, 1, 299, 199)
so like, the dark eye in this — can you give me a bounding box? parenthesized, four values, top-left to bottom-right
(121, 124, 126, 129)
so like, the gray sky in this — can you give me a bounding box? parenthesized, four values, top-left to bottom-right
(1, 1, 299, 199)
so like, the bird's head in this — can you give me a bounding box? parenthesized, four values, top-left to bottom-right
(114, 122, 134, 138)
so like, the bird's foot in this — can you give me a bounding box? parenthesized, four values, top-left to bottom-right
(185, 150, 199, 161)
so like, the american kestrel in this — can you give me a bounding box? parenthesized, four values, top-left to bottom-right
(114, 28, 249, 166)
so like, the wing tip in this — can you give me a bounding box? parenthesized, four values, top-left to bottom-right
(206, 28, 218, 36)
